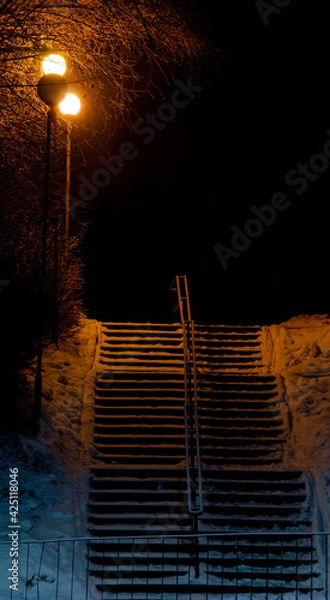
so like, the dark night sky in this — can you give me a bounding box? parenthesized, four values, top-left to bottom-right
(81, 1, 330, 326)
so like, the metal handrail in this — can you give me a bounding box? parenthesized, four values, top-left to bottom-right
(2, 530, 330, 544)
(169, 274, 191, 322)
(169, 275, 203, 576)
(170, 276, 203, 515)
(184, 320, 203, 516)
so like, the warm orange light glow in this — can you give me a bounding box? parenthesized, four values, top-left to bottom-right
(42, 54, 67, 76)
(59, 93, 81, 116)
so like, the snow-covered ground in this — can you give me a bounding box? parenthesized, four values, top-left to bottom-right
(0, 316, 100, 543)
(1, 313, 330, 598)
(0, 317, 100, 598)
(261, 314, 330, 532)
(261, 314, 330, 474)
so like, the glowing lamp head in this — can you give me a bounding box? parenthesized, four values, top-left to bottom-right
(59, 93, 81, 116)
(42, 53, 66, 76)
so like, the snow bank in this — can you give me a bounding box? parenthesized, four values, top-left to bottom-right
(261, 313, 330, 533)
(261, 314, 330, 473)
(0, 317, 99, 544)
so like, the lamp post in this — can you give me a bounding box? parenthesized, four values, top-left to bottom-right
(50, 92, 80, 345)
(59, 93, 81, 237)
(33, 58, 68, 427)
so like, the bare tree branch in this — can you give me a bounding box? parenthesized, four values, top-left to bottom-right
(0, 0, 222, 341)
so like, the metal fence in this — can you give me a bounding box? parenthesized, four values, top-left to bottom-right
(0, 532, 329, 599)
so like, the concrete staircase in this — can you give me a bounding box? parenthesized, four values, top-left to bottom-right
(87, 321, 323, 598)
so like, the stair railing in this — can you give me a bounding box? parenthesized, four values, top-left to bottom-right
(1, 532, 327, 599)
(169, 273, 191, 323)
(169, 275, 203, 576)
(183, 318, 203, 516)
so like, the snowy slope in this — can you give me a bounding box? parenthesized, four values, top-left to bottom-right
(262, 314, 330, 476)
(261, 313, 330, 535)
(0, 317, 99, 543)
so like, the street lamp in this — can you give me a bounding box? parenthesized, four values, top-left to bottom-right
(42, 53, 67, 76)
(33, 55, 68, 427)
(59, 93, 81, 237)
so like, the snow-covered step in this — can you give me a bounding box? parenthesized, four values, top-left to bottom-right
(94, 404, 184, 416)
(197, 359, 263, 371)
(198, 373, 277, 390)
(101, 322, 183, 333)
(89, 490, 185, 502)
(89, 466, 186, 478)
(194, 330, 262, 347)
(94, 454, 185, 466)
(95, 384, 185, 398)
(89, 512, 193, 527)
(94, 387, 185, 398)
(200, 407, 281, 419)
(94, 414, 184, 425)
(93, 571, 316, 600)
(96, 372, 185, 382)
(200, 447, 284, 466)
(194, 324, 261, 336)
(95, 424, 185, 436)
(201, 417, 283, 428)
(200, 398, 279, 410)
(201, 467, 308, 487)
(99, 360, 184, 371)
(94, 442, 186, 459)
(96, 374, 185, 387)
